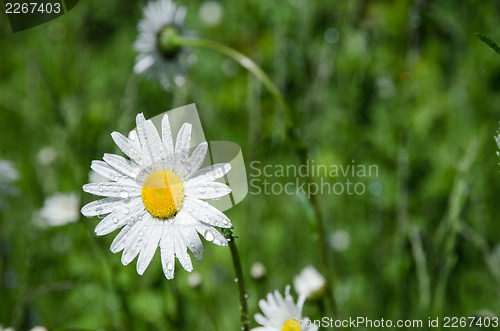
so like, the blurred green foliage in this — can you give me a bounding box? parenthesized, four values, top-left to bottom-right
(1, 0, 500, 330)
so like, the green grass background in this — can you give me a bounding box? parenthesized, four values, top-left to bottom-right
(1, 0, 500, 330)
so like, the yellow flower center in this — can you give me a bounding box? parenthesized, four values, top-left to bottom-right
(282, 319, 301, 331)
(141, 171, 184, 219)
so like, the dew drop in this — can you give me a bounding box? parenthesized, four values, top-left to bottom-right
(122, 207, 130, 214)
(112, 217, 119, 224)
(205, 231, 214, 242)
(167, 261, 174, 270)
(120, 190, 129, 199)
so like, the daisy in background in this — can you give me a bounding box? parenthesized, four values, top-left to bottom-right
(252, 285, 318, 331)
(293, 266, 326, 300)
(134, 0, 190, 89)
(81, 113, 232, 279)
(0, 159, 19, 209)
(36, 192, 80, 228)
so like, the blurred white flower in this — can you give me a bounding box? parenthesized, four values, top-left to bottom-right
(39, 192, 80, 227)
(133, 0, 189, 90)
(252, 285, 318, 331)
(250, 261, 267, 281)
(0, 325, 15, 331)
(329, 229, 350, 252)
(37, 146, 57, 166)
(293, 265, 326, 300)
(81, 113, 232, 279)
(187, 271, 203, 288)
(495, 127, 500, 151)
(30, 327, 48, 331)
(0, 159, 19, 209)
(199, 1, 224, 27)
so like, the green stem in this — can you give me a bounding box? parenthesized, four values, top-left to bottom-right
(223, 228, 250, 331)
(183, 37, 339, 318)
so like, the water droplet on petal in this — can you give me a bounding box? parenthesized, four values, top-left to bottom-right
(120, 190, 129, 199)
(122, 207, 130, 214)
(167, 261, 174, 270)
(205, 231, 214, 242)
(112, 217, 119, 224)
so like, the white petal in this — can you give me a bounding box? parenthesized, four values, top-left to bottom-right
(179, 225, 204, 260)
(174, 123, 192, 171)
(81, 197, 123, 217)
(135, 113, 167, 168)
(173, 6, 187, 26)
(160, 223, 175, 279)
(173, 228, 193, 272)
(161, 114, 175, 170)
(183, 181, 231, 199)
(137, 215, 162, 275)
(134, 54, 155, 74)
(120, 215, 150, 265)
(90, 161, 123, 182)
(254, 313, 271, 328)
(111, 131, 145, 166)
(103, 154, 141, 179)
(183, 198, 232, 228)
(82, 182, 141, 198)
(185, 163, 231, 185)
(94, 199, 145, 235)
(134, 113, 154, 167)
(185, 142, 208, 176)
(194, 223, 228, 246)
(110, 211, 146, 253)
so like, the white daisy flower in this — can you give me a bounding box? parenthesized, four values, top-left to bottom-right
(81, 113, 233, 279)
(250, 261, 267, 281)
(186, 271, 203, 288)
(293, 265, 326, 300)
(37, 146, 57, 166)
(30, 327, 48, 331)
(0, 159, 19, 209)
(199, 1, 224, 27)
(329, 229, 350, 252)
(133, 0, 189, 89)
(252, 285, 318, 331)
(39, 192, 80, 227)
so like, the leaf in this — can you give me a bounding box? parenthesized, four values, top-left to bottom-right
(475, 33, 500, 55)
